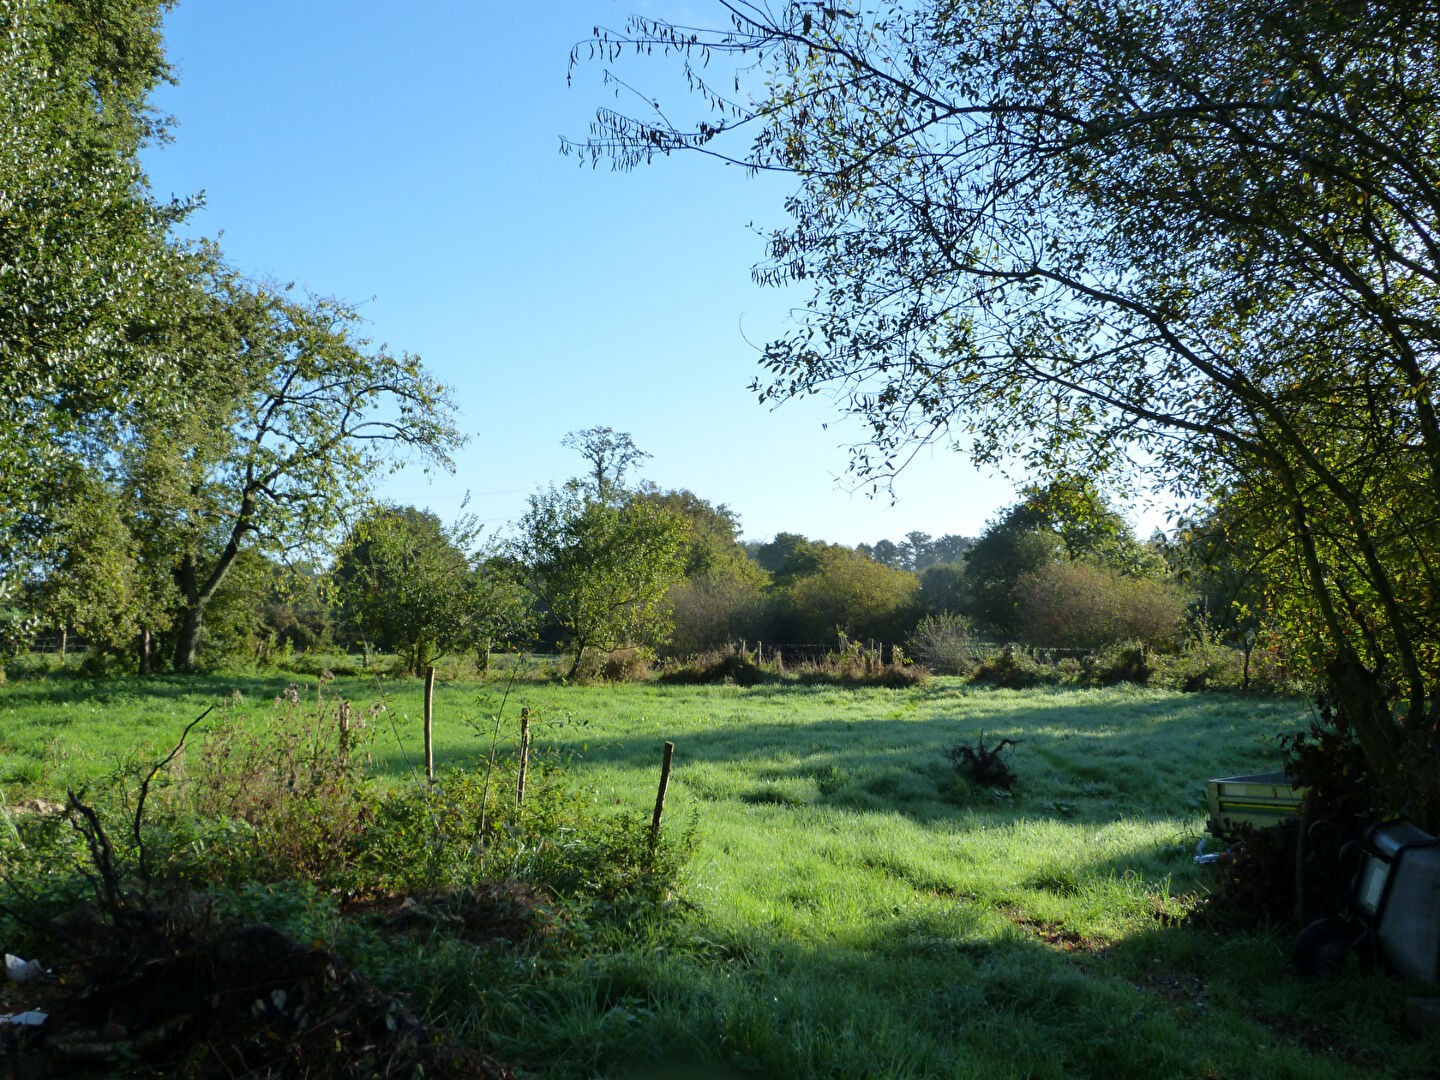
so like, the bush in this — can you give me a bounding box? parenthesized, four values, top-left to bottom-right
(658, 645, 769, 686)
(570, 646, 656, 683)
(778, 547, 920, 643)
(1014, 561, 1187, 650)
(970, 646, 1054, 688)
(1080, 642, 1151, 686)
(1145, 642, 1245, 692)
(282, 649, 370, 677)
(161, 682, 378, 891)
(352, 757, 692, 913)
(665, 571, 770, 656)
(792, 639, 929, 688)
(907, 613, 974, 675)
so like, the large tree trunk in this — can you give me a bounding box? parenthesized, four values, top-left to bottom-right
(171, 507, 251, 672)
(1325, 650, 1432, 827)
(172, 604, 205, 672)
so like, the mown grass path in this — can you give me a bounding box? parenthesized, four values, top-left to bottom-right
(2, 672, 1430, 1077)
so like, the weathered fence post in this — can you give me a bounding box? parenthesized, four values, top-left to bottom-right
(338, 700, 351, 758)
(650, 741, 675, 851)
(424, 666, 436, 781)
(516, 707, 531, 806)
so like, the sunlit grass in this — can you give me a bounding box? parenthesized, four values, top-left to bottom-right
(3, 671, 1429, 1077)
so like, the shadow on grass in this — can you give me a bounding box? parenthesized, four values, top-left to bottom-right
(476, 691, 1300, 830)
(557, 896, 1416, 1080)
(0, 670, 321, 708)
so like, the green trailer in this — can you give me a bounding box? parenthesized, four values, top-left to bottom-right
(1206, 771, 1306, 839)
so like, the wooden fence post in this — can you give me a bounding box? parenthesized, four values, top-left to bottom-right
(650, 741, 675, 851)
(424, 666, 436, 781)
(338, 700, 351, 758)
(516, 707, 531, 805)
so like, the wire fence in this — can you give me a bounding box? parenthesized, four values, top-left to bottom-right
(26, 631, 84, 654)
(727, 639, 1091, 665)
(16, 634, 1095, 666)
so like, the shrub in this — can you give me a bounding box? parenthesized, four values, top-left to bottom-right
(907, 613, 975, 675)
(162, 683, 377, 891)
(665, 571, 769, 656)
(970, 646, 1053, 688)
(283, 649, 369, 678)
(1147, 642, 1246, 692)
(570, 646, 656, 683)
(1, 689, 695, 940)
(1014, 561, 1187, 650)
(350, 756, 693, 914)
(658, 645, 768, 686)
(778, 547, 920, 643)
(1279, 698, 1387, 829)
(1080, 642, 1151, 686)
(792, 639, 929, 688)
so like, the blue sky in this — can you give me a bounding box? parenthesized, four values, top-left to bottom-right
(140, 1, 1143, 546)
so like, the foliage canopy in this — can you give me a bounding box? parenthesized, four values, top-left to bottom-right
(573, 0, 1440, 820)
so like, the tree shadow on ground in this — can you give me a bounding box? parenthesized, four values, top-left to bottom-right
(578, 895, 1418, 1080)
(482, 692, 1297, 830)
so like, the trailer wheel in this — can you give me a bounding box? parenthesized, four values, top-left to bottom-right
(1293, 917, 1362, 978)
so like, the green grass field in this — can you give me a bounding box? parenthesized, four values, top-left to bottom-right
(1, 671, 1432, 1077)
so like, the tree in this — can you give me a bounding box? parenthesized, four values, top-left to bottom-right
(562, 426, 651, 504)
(642, 488, 744, 574)
(258, 562, 333, 658)
(512, 485, 688, 678)
(0, 0, 190, 599)
(748, 532, 814, 577)
(1168, 499, 1274, 687)
(1013, 562, 1188, 651)
(899, 532, 933, 572)
(573, 0, 1440, 819)
(643, 487, 769, 655)
(916, 563, 969, 620)
(334, 506, 474, 674)
(928, 535, 975, 569)
(863, 539, 904, 569)
(31, 468, 146, 660)
(127, 278, 460, 671)
(963, 478, 1152, 636)
(463, 558, 532, 672)
(779, 546, 919, 645)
